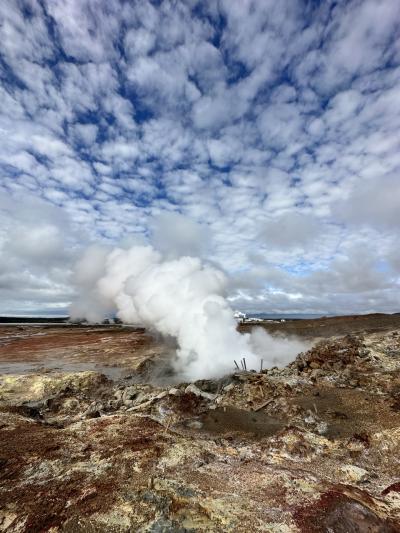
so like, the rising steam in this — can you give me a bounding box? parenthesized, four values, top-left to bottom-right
(70, 244, 308, 380)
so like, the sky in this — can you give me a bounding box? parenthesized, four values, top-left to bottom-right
(0, 0, 400, 316)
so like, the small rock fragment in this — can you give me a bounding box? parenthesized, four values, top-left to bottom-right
(340, 464, 370, 483)
(185, 383, 217, 401)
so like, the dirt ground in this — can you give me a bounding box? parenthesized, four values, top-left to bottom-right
(0, 325, 166, 379)
(239, 312, 400, 338)
(1, 316, 400, 532)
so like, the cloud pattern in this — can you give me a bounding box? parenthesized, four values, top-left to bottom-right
(0, 0, 399, 315)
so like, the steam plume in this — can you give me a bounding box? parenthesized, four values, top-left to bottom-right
(71, 244, 307, 380)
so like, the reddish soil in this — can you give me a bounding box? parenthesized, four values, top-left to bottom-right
(0, 415, 166, 532)
(0, 326, 148, 361)
(294, 487, 399, 532)
(239, 313, 400, 338)
(0, 326, 160, 377)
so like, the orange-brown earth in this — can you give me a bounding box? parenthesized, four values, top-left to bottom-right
(239, 312, 400, 338)
(0, 325, 165, 379)
(0, 317, 400, 532)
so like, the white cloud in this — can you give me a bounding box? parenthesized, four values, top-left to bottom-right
(72, 123, 98, 146)
(124, 27, 156, 58)
(151, 212, 211, 259)
(335, 174, 400, 230)
(259, 213, 321, 249)
(0, 0, 399, 315)
(0, 192, 78, 313)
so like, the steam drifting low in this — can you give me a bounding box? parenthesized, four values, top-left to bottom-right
(71, 245, 307, 380)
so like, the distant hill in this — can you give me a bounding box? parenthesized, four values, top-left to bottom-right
(0, 316, 69, 323)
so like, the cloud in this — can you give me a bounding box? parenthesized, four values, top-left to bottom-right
(0, 192, 77, 314)
(0, 0, 399, 315)
(150, 212, 211, 259)
(258, 103, 305, 151)
(259, 213, 321, 249)
(335, 174, 400, 230)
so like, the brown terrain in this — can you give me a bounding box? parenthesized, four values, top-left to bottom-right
(239, 312, 400, 338)
(1, 314, 400, 532)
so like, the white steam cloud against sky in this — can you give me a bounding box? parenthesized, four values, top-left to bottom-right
(0, 0, 400, 319)
(71, 240, 308, 379)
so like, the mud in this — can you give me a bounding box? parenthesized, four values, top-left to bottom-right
(289, 387, 400, 439)
(199, 406, 286, 438)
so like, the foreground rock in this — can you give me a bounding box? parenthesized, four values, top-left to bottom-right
(1, 330, 400, 531)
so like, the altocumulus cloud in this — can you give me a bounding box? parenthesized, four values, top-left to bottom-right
(0, 0, 399, 316)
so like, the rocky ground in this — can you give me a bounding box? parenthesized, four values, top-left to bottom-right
(1, 323, 400, 531)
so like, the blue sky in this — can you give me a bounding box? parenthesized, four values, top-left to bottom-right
(0, 0, 400, 315)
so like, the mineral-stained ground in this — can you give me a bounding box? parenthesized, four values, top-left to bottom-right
(1, 315, 400, 532)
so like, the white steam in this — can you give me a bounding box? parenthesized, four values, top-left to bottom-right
(71, 244, 308, 380)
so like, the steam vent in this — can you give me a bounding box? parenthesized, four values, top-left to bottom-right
(1, 0, 400, 531)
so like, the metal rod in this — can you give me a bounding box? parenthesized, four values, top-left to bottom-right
(240, 359, 244, 370)
(243, 357, 247, 371)
(260, 359, 263, 373)
(234, 360, 240, 370)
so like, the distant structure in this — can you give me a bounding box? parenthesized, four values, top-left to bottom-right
(233, 312, 285, 325)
